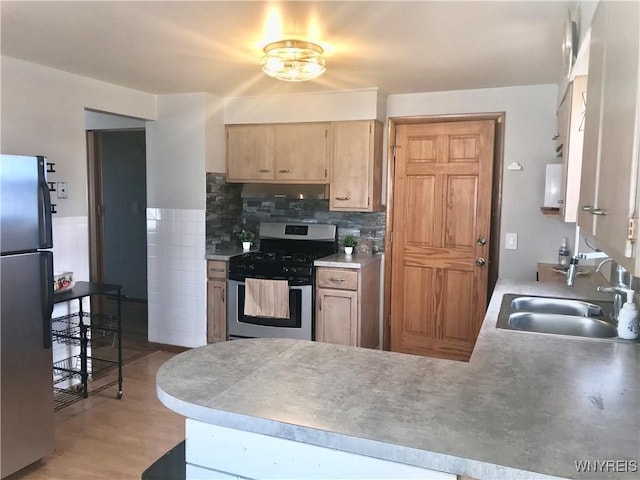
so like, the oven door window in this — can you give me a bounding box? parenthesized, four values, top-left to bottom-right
(238, 285, 302, 328)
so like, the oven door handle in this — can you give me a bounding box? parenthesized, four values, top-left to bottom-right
(232, 278, 310, 289)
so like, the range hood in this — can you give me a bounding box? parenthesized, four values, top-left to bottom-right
(241, 184, 329, 200)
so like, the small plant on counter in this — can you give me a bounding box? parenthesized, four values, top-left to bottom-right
(236, 229, 255, 243)
(342, 235, 358, 247)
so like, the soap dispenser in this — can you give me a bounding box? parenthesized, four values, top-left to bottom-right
(617, 289, 639, 340)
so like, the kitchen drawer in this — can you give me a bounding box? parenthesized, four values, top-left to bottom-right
(207, 261, 227, 280)
(317, 268, 358, 290)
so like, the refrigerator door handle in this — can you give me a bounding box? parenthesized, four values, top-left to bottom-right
(38, 156, 53, 249)
(40, 251, 54, 349)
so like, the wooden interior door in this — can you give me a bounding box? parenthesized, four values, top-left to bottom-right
(390, 120, 495, 361)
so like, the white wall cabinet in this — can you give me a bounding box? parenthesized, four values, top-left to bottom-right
(555, 75, 587, 223)
(577, 1, 640, 274)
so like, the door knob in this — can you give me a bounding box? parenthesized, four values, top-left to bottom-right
(476, 237, 487, 246)
(476, 258, 486, 267)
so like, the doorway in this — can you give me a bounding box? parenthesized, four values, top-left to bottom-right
(87, 129, 148, 344)
(384, 115, 504, 361)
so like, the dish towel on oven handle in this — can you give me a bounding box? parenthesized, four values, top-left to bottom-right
(244, 278, 290, 319)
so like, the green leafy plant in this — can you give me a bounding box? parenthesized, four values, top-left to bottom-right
(237, 229, 255, 243)
(342, 234, 358, 247)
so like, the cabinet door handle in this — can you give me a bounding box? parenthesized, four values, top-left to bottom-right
(335, 196, 351, 201)
(221, 288, 225, 303)
(278, 169, 291, 173)
(329, 277, 346, 282)
(211, 268, 225, 273)
(258, 169, 271, 173)
(552, 133, 559, 140)
(318, 297, 322, 311)
(581, 205, 593, 212)
(592, 208, 607, 216)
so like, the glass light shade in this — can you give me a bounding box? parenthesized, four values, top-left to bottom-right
(261, 40, 326, 82)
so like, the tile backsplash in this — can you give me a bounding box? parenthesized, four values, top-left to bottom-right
(205, 174, 387, 254)
(242, 199, 386, 254)
(205, 173, 242, 251)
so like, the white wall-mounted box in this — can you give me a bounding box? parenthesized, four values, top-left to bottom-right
(544, 164, 563, 208)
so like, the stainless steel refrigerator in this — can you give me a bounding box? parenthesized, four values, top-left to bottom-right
(0, 154, 55, 478)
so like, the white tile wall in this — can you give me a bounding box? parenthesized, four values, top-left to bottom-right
(51, 216, 90, 364)
(51, 216, 89, 316)
(147, 208, 207, 347)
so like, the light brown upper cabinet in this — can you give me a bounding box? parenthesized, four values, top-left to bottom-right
(226, 125, 275, 182)
(555, 75, 587, 223)
(275, 123, 330, 182)
(578, 1, 640, 274)
(226, 123, 329, 184)
(330, 120, 383, 212)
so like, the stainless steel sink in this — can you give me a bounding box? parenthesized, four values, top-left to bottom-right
(510, 297, 603, 317)
(497, 293, 617, 339)
(507, 312, 617, 338)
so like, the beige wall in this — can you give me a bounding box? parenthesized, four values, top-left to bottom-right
(146, 93, 220, 210)
(1, 56, 157, 217)
(223, 88, 384, 124)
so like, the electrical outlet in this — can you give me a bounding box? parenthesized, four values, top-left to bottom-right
(505, 233, 518, 250)
(57, 182, 68, 199)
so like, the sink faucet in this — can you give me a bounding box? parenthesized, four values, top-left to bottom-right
(566, 225, 609, 286)
(566, 250, 609, 286)
(596, 263, 631, 323)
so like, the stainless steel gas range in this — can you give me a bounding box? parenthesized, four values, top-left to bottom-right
(227, 223, 337, 340)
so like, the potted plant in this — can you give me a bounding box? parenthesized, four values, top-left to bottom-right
(342, 234, 357, 255)
(237, 229, 255, 251)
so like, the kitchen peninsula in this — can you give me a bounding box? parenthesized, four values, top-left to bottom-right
(157, 279, 639, 480)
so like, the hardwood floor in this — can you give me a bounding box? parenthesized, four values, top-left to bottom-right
(8, 351, 185, 480)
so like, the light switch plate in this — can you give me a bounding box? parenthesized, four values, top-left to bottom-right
(57, 182, 68, 199)
(505, 233, 518, 250)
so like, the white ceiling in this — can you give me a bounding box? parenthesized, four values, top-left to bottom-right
(0, 1, 572, 98)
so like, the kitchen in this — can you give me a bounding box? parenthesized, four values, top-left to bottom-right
(1, 1, 639, 479)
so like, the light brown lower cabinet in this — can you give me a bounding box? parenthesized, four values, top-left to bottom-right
(315, 261, 380, 348)
(207, 260, 228, 343)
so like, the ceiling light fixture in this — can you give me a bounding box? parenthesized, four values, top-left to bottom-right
(261, 39, 326, 82)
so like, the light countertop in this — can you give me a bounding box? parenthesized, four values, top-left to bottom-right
(205, 247, 251, 261)
(537, 262, 609, 287)
(157, 279, 639, 479)
(314, 253, 381, 269)
(205, 250, 381, 267)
